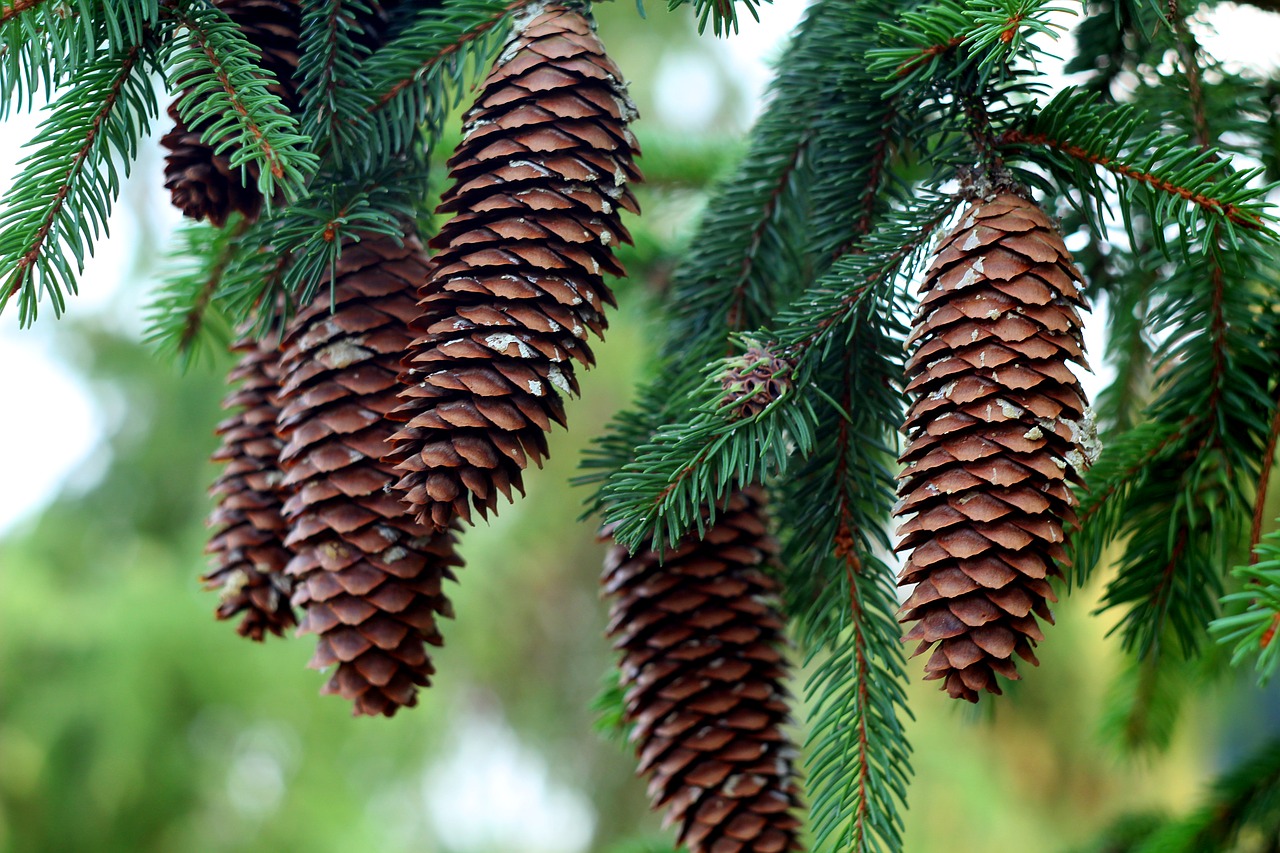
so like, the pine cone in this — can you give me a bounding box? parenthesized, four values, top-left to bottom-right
(603, 487, 803, 853)
(204, 337, 296, 641)
(719, 345, 793, 420)
(161, 0, 303, 227)
(388, 2, 642, 529)
(276, 229, 463, 717)
(895, 192, 1094, 702)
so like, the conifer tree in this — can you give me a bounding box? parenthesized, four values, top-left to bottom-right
(6, 0, 1280, 848)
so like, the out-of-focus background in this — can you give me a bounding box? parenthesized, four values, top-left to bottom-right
(4, 3, 1280, 852)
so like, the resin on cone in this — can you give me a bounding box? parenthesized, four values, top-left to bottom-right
(204, 337, 296, 641)
(603, 487, 803, 853)
(895, 191, 1096, 702)
(161, 0, 303, 226)
(389, 1, 642, 529)
(276, 229, 463, 717)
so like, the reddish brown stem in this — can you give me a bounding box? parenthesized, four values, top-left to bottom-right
(0, 0, 44, 23)
(996, 130, 1263, 229)
(1250, 399, 1280, 564)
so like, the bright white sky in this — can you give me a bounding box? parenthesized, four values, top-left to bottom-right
(2, 2, 1280, 538)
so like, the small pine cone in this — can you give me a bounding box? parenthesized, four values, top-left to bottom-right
(388, 2, 642, 529)
(277, 230, 463, 717)
(895, 192, 1095, 702)
(719, 345, 793, 420)
(160, 0, 303, 226)
(603, 487, 803, 853)
(204, 337, 296, 641)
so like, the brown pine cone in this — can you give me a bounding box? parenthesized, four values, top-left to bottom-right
(204, 337, 297, 641)
(276, 229, 463, 717)
(388, 2, 642, 530)
(161, 0, 303, 226)
(603, 487, 803, 853)
(895, 192, 1095, 702)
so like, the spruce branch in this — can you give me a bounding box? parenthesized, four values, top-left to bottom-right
(1211, 522, 1280, 686)
(143, 217, 247, 369)
(780, 299, 911, 853)
(600, 357, 817, 552)
(0, 36, 155, 325)
(0, 0, 158, 117)
(870, 0, 1071, 92)
(298, 0, 378, 160)
(361, 0, 529, 155)
(669, 0, 765, 37)
(997, 90, 1276, 243)
(1079, 227, 1279, 656)
(163, 0, 316, 205)
(270, 161, 428, 306)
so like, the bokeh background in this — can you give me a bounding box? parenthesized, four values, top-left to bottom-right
(4, 3, 1280, 851)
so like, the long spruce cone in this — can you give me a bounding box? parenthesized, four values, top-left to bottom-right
(389, 2, 642, 529)
(204, 337, 296, 641)
(895, 192, 1096, 702)
(277, 230, 463, 717)
(603, 487, 803, 853)
(161, 0, 303, 226)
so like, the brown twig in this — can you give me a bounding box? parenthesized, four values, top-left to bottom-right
(0, 0, 44, 24)
(996, 129, 1264, 229)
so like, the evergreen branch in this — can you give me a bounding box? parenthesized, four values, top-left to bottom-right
(583, 0, 857, 487)
(669, 0, 765, 37)
(0, 36, 155, 325)
(1251, 400, 1280, 563)
(143, 218, 246, 369)
(1000, 129, 1262, 228)
(0, 0, 157, 117)
(360, 0, 527, 156)
(997, 89, 1277, 244)
(1211, 522, 1280, 686)
(164, 0, 316, 203)
(298, 0, 377, 159)
(870, 0, 1071, 93)
(781, 298, 911, 853)
(273, 163, 428, 306)
(771, 194, 959, 368)
(601, 360, 818, 552)
(217, 218, 297, 339)
(1082, 228, 1278, 656)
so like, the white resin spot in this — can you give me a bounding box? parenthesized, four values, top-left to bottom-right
(485, 333, 535, 358)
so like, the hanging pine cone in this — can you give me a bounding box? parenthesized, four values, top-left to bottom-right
(388, 2, 642, 530)
(895, 191, 1095, 702)
(276, 229, 463, 717)
(204, 336, 296, 641)
(603, 486, 803, 853)
(161, 0, 303, 226)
